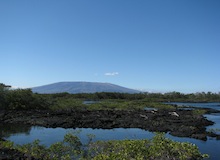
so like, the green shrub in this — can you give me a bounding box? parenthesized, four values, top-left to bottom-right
(92, 133, 206, 160)
(0, 132, 208, 160)
(192, 109, 207, 115)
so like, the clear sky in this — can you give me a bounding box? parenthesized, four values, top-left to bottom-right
(1, 0, 220, 93)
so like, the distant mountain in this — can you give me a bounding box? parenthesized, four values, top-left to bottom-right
(32, 82, 140, 94)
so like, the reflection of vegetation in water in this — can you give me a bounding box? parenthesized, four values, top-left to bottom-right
(0, 124, 32, 138)
(0, 132, 208, 160)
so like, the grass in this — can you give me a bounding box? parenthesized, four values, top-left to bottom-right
(47, 97, 175, 111)
(192, 109, 207, 115)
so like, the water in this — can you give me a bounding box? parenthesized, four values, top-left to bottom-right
(1, 126, 219, 159)
(1, 127, 154, 146)
(166, 134, 220, 159)
(83, 100, 99, 105)
(205, 113, 220, 134)
(166, 102, 220, 111)
(167, 102, 220, 133)
(166, 102, 220, 159)
(144, 107, 158, 111)
(1, 102, 220, 159)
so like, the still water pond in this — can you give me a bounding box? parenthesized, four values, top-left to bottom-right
(1, 102, 220, 159)
(166, 102, 220, 111)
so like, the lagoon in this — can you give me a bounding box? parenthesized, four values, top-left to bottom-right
(1, 102, 220, 159)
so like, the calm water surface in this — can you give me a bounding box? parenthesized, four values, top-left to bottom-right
(167, 102, 220, 111)
(1, 102, 220, 159)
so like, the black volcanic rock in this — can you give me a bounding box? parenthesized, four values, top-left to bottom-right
(0, 109, 217, 141)
(31, 82, 140, 94)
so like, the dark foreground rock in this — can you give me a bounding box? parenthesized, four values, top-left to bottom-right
(0, 138, 37, 160)
(0, 148, 37, 160)
(0, 109, 218, 140)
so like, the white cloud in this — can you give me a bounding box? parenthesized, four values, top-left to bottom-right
(104, 72, 119, 76)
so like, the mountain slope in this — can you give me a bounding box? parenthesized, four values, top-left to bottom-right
(32, 82, 140, 94)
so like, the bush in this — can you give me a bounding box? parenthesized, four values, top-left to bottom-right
(0, 87, 49, 110)
(92, 133, 207, 160)
(0, 132, 207, 160)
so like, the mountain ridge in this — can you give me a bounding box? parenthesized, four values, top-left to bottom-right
(31, 82, 140, 94)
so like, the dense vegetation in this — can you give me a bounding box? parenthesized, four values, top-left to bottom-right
(0, 132, 208, 160)
(0, 84, 48, 110)
(60, 91, 220, 102)
(1, 83, 220, 111)
(0, 83, 217, 159)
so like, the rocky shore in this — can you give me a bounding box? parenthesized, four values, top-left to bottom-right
(1, 109, 219, 141)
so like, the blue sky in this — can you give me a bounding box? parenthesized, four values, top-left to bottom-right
(1, 0, 220, 93)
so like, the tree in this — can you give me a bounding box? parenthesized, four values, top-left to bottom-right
(7, 89, 49, 110)
(0, 83, 11, 109)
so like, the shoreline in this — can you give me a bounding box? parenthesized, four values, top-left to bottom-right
(1, 109, 219, 141)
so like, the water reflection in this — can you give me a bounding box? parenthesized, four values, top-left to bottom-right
(0, 123, 32, 138)
(83, 101, 99, 105)
(1, 125, 220, 159)
(205, 113, 220, 134)
(166, 102, 220, 111)
(166, 133, 219, 160)
(1, 102, 220, 159)
(1, 127, 154, 146)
